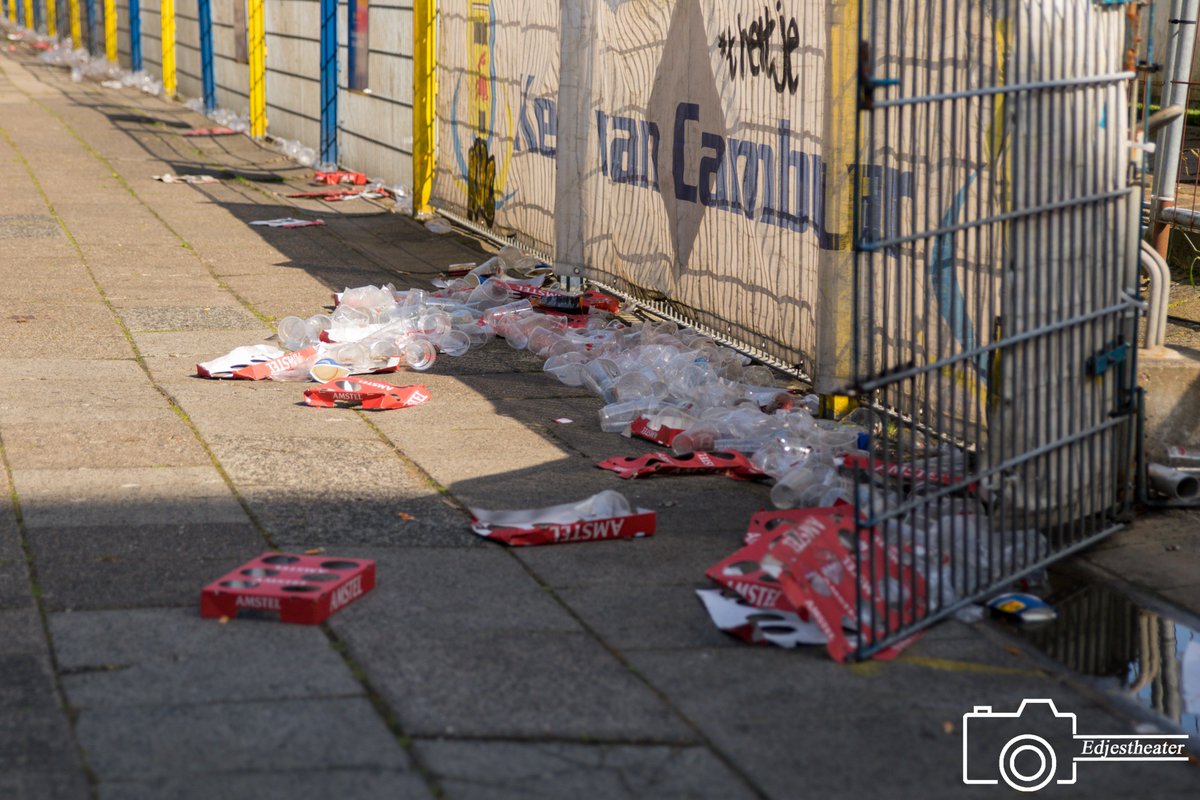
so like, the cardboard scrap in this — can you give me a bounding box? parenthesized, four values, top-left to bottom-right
(249, 218, 326, 228)
(597, 451, 765, 481)
(303, 379, 430, 410)
(181, 127, 238, 136)
(469, 490, 655, 547)
(154, 173, 220, 184)
(695, 589, 825, 647)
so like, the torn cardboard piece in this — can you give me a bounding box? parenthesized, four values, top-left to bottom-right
(303, 379, 430, 410)
(249, 218, 326, 228)
(195, 344, 286, 379)
(154, 173, 220, 184)
(469, 490, 655, 546)
(313, 170, 368, 185)
(764, 507, 926, 662)
(181, 127, 238, 136)
(598, 451, 765, 480)
(629, 416, 684, 448)
(695, 589, 825, 648)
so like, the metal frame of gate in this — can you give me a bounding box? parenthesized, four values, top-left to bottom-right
(849, 0, 1143, 657)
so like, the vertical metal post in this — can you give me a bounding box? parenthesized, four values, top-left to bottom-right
(412, 0, 436, 213)
(160, 0, 175, 96)
(45, 0, 56, 39)
(23, 0, 32, 30)
(247, 0, 266, 138)
(198, 0, 215, 110)
(103, 0, 115, 62)
(1151, 0, 1199, 257)
(68, 0, 81, 48)
(7, 0, 14, 26)
(84, 0, 97, 55)
(319, 0, 337, 164)
(129, 0, 141, 71)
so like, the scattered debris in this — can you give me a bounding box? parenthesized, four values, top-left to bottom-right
(553, 418, 573, 425)
(469, 490, 655, 547)
(303, 379, 430, 410)
(696, 588, 826, 647)
(249, 217, 326, 228)
(988, 593, 1058, 625)
(598, 451, 765, 481)
(200, 553, 375, 624)
(424, 217, 453, 234)
(154, 173, 220, 185)
(181, 127, 238, 137)
(313, 170, 368, 186)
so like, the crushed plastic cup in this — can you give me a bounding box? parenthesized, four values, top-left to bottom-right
(544, 352, 587, 387)
(435, 330, 471, 357)
(403, 339, 438, 371)
(770, 463, 838, 509)
(581, 358, 621, 403)
(425, 217, 453, 234)
(277, 316, 310, 351)
(305, 314, 332, 341)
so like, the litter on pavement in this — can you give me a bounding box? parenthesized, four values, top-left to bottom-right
(200, 553, 376, 624)
(154, 173, 220, 184)
(249, 218, 326, 228)
(303, 379, 430, 410)
(469, 490, 655, 546)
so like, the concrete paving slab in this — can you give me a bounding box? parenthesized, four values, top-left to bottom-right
(0, 770, 90, 800)
(0, 510, 32, 610)
(0, 358, 145, 383)
(327, 547, 582, 635)
(252, 490, 471, 548)
(97, 770, 434, 800)
(0, 379, 178, 426)
(415, 740, 756, 800)
(28, 522, 263, 610)
(117, 304, 263, 332)
(12, 467, 246, 528)
(338, 627, 694, 741)
(0, 421, 211, 470)
(132, 329, 274, 359)
(51, 607, 362, 708)
(0, 305, 131, 360)
(555, 584, 737, 651)
(75, 697, 411, 780)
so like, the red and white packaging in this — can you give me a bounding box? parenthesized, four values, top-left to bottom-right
(629, 416, 684, 448)
(469, 490, 655, 547)
(228, 346, 320, 381)
(181, 127, 237, 136)
(200, 553, 375, 624)
(491, 281, 621, 315)
(839, 453, 976, 492)
(743, 505, 852, 546)
(303, 379, 430, 410)
(705, 526, 799, 613)
(764, 507, 926, 662)
(313, 170, 368, 185)
(196, 344, 286, 379)
(695, 588, 826, 648)
(597, 451, 765, 481)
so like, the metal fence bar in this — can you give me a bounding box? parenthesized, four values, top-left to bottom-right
(851, 0, 1138, 659)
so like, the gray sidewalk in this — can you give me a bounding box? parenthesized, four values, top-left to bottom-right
(1, 45, 1198, 800)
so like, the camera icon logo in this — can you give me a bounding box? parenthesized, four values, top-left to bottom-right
(962, 699, 1079, 792)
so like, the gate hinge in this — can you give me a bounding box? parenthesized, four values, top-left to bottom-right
(1087, 338, 1129, 378)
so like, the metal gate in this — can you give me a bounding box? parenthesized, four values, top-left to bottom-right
(849, 0, 1142, 657)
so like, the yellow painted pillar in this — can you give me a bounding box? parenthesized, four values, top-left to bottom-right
(160, 0, 176, 96)
(247, 0, 266, 137)
(69, 0, 81, 47)
(104, 0, 116, 62)
(46, 0, 57, 38)
(22, 0, 32, 29)
(413, 0, 436, 213)
(7, 0, 15, 26)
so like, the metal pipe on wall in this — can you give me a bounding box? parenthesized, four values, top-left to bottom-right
(1152, 0, 1200, 256)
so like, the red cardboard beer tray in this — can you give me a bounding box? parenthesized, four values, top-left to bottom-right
(200, 553, 376, 624)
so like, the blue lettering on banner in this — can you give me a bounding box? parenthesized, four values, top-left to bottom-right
(515, 82, 914, 250)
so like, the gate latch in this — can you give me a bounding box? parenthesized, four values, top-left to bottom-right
(1087, 339, 1129, 377)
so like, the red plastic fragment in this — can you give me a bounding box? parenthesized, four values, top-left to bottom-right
(471, 510, 656, 547)
(313, 170, 369, 185)
(304, 379, 430, 410)
(200, 553, 375, 624)
(629, 416, 684, 448)
(597, 451, 765, 481)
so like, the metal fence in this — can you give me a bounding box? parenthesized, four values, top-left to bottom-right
(849, 0, 1142, 657)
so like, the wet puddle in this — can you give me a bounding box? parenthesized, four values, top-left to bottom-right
(1015, 573, 1200, 739)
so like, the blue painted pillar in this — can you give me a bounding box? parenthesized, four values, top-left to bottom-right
(128, 0, 141, 71)
(318, 0, 338, 164)
(197, 0, 215, 110)
(84, 0, 98, 55)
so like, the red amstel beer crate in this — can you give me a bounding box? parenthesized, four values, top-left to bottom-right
(201, 553, 375, 624)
